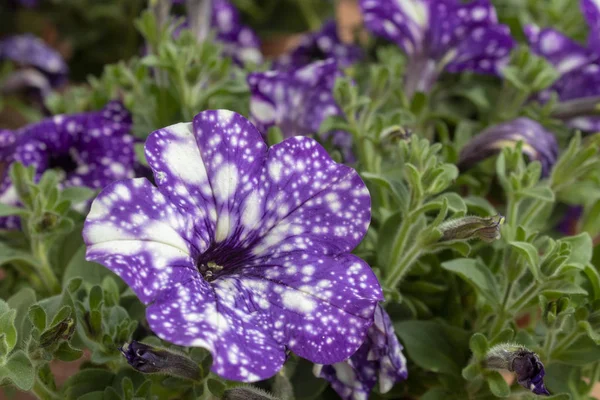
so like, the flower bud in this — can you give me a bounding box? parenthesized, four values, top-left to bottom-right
(222, 386, 280, 400)
(485, 343, 550, 396)
(39, 317, 76, 348)
(438, 214, 505, 243)
(120, 341, 201, 381)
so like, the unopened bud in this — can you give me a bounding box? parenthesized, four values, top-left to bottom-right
(485, 343, 550, 396)
(40, 317, 76, 348)
(438, 214, 504, 243)
(120, 341, 201, 381)
(223, 386, 280, 400)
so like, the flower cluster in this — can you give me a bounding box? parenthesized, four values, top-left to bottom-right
(84, 110, 382, 381)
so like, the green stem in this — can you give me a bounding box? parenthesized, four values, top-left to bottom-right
(32, 378, 60, 400)
(519, 200, 549, 229)
(509, 282, 538, 312)
(384, 244, 423, 288)
(551, 331, 583, 358)
(505, 195, 521, 241)
(31, 240, 61, 295)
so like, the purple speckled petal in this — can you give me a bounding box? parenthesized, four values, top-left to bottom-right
(275, 21, 363, 70)
(86, 109, 381, 382)
(315, 305, 408, 399)
(83, 178, 200, 303)
(458, 118, 559, 177)
(524, 25, 596, 74)
(248, 60, 353, 161)
(0, 34, 68, 86)
(581, 0, 600, 53)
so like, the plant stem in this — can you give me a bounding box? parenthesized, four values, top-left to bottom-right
(551, 331, 583, 358)
(509, 281, 538, 312)
(31, 239, 61, 295)
(32, 378, 61, 400)
(384, 244, 423, 288)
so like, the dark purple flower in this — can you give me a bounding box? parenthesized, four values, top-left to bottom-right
(0, 101, 136, 229)
(485, 344, 550, 396)
(274, 21, 363, 70)
(457, 118, 559, 177)
(120, 340, 201, 380)
(0, 34, 68, 87)
(248, 59, 354, 162)
(359, 0, 514, 96)
(314, 305, 407, 399)
(83, 110, 382, 382)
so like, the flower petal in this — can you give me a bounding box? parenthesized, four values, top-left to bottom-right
(250, 135, 370, 257)
(83, 178, 200, 303)
(524, 25, 595, 74)
(236, 253, 382, 364)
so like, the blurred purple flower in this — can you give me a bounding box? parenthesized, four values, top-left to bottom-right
(0, 101, 136, 229)
(247, 59, 354, 162)
(274, 21, 363, 70)
(172, 0, 262, 65)
(83, 109, 382, 382)
(314, 305, 407, 399)
(457, 117, 559, 177)
(359, 0, 514, 97)
(525, 0, 600, 131)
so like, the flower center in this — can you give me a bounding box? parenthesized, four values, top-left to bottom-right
(48, 150, 78, 174)
(198, 261, 224, 282)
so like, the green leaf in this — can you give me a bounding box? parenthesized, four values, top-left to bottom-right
(464, 196, 497, 216)
(421, 388, 454, 400)
(520, 185, 555, 202)
(28, 305, 47, 332)
(0, 203, 26, 217)
(562, 233, 593, 264)
(207, 378, 226, 397)
(0, 305, 17, 353)
(63, 369, 116, 399)
(542, 281, 588, 298)
(583, 263, 600, 300)
(486, 371, 510, 397)
(469, 333, 488, 360)
(462, 363, 481, 381)
(579, 321, 600, 344)
(441, 258, 501, 306)
(0, 350, 35, 390)
(62, 246, 117, 287)
(7, 288, 36, 347)
(395, 320, 470, 376)
(55, 341, 83, 362)
(509, 241, 542, 281)
(552, 335, 600, 365)
(60, 186, 97, 205)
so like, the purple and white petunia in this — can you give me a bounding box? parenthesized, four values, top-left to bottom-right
(524, 0, 600, 131)
(274, 21, 363, 70)
(314, 304, 407, 400)
(0, 34, 68, 87)
(359, 0, 514, 97)
(83, 110, 382, 382)
(0, 101, 136, 229)
(248, 59, 354, 162)
(457, 117, 559, 177)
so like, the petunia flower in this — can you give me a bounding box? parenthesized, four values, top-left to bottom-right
(0, 34, 68, 90)
(525, 0, 600, 131)
(314, 305, 407, 400)
(247, 59, 354, 162)
(274, 20, 363, 70)
(485, 343, 550, 396)
(174, 0, 263, 65)
(359, 0, 514, 97)
(83, 109, 382, 382)
(0, 101, 136, 229)
(457, 117, 559, 177)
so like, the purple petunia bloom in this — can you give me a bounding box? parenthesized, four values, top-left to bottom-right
(525, 0, 600, 131)
(274, 21, 363, 70)
(247, 59, 354, 162)
(173, 0, 262, 65)
(457, 117, 559, 177)
(359, 0, 514, 97)
(83, 110, 382, 382)
(314, 305, 407, 400)
(0, 101, 136, 229)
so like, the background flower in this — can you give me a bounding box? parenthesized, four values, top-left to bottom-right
(84, 109, 382, 382)
(359, 0, 514, 96)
